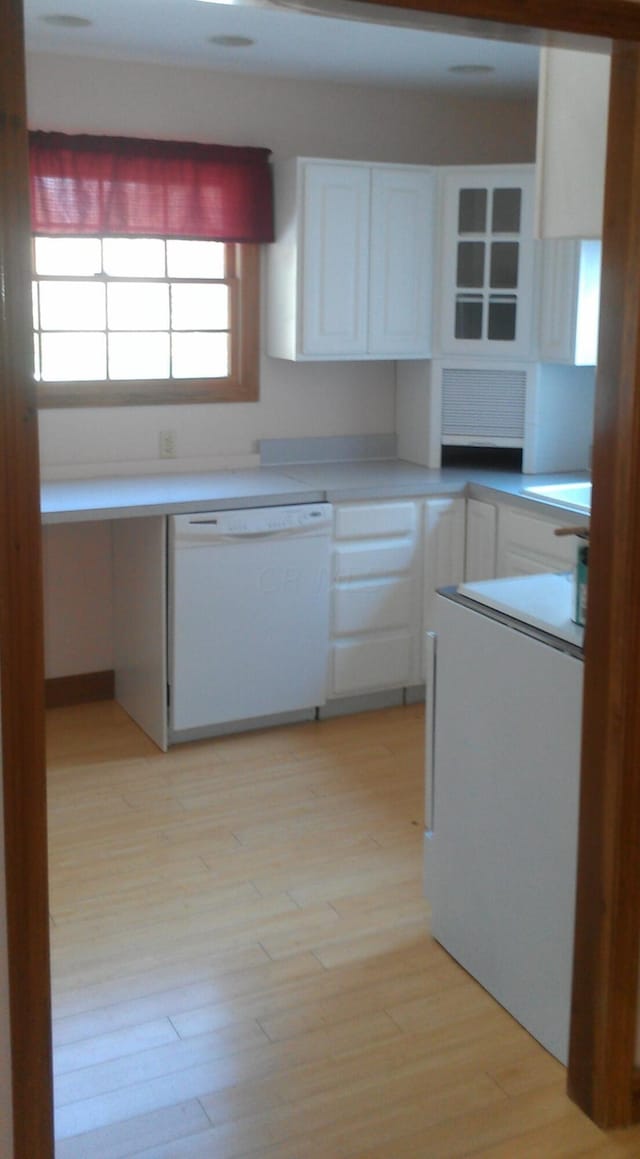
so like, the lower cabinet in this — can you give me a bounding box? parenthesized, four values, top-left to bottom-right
(423, 497, 466, 631)
(465, 498, 497, 582)
(496, 505, 577, 577)
(328, 495, 466, 700)
(329, 499, 422, 697)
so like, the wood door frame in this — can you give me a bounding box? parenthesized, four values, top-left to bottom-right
(6, 1, 640, 1154)
(1, 2, 54, 1157)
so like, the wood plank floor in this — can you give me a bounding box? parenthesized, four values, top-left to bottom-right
(46, 701, 640, 1158)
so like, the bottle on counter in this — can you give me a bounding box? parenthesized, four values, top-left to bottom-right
(554, 524, 590, 627)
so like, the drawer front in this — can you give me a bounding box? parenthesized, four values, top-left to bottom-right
(334, 501, 417, 540)
(331, 633, 413, 696)
(333, 577, 413, 635)
(334, 539, 416, 580)
(497, 508, 576, 577)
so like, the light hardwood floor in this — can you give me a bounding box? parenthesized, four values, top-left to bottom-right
(46, 701, 640, 1158)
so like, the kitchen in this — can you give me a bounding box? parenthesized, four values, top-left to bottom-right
(4, 0, 640, 1155)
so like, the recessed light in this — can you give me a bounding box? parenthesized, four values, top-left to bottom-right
(39, 13, 93, 27)
(448, 64, 496, 76)
(208, 34, 255, 47)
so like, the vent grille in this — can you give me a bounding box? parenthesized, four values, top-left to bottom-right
(441, 366, 527, 440)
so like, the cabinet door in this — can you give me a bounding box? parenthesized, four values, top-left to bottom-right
(465, 498, 497, 582)
(438, 168, 535, 358)
(537, 239, 601, 365)
(423, 497, 466, 633)
(496, 506, 577, 577)
(368, 168, 434, 357)
(535, 47, 609, 239)
(301, 162, 370, 356)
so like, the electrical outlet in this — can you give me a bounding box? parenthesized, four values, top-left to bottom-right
(159, 430, 176, 459)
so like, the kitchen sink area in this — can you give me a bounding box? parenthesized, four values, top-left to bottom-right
(523, 481, 592, 512)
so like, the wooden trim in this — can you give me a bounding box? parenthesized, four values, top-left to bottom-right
(0, 2, 54, 1157)
(45, 670, 115, 709)
(567, 40, 640, 1129)
(8, 0, 640, 1149)
(350, 0, 637, 44)
(36, 243, 261, 409)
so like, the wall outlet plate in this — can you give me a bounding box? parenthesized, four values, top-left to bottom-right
(159, 430, 176, 459)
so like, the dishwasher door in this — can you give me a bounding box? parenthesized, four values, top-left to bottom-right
(169, 504, 331, 734)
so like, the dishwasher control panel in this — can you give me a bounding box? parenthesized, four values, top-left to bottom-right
(174, 503, 332, 542)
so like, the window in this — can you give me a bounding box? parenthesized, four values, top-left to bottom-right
(29, 131, 272, 407)
(33, 236, 259, 407)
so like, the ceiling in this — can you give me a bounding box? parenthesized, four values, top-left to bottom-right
(24, 0, 540, 95)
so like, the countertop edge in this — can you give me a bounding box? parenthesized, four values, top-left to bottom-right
(40, 463, 592, 524)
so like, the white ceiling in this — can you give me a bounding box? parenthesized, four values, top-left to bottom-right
(24, 0, 540, 95)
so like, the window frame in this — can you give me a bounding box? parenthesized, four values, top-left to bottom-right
(34, 241, 260, 408)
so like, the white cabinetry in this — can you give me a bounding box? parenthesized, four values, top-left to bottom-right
(537, 239, 601, 365)
(267, 158, 435, 360)
(328, 495, 466, 701)
(423, 497, 466, 632)
(329, 500, 422, 697)
(436, 166, 536, 359)
(535, 47, 609, 239)
(496, 506, 578, 578)
(465, 498, 497, 582)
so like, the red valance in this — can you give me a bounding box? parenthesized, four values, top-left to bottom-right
(29, 132, 274, 243)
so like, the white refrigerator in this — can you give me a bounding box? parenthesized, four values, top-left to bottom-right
(424, 576, 584, 1063)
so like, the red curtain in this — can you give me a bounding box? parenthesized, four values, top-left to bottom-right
(29, 132, 274, 242)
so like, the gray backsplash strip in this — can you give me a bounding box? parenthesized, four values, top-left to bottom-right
(260, 434, 397, 466)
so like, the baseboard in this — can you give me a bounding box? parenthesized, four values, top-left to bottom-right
(318, 688, 404, 719)
(45, 669, 115, 709)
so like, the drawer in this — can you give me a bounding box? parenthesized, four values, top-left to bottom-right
(334, 501, 417, 540)
(331, 633, 413, 696)
(497, 508, 577, 577)
(334, 539, 416, 581)
(332, 577, 413, 635)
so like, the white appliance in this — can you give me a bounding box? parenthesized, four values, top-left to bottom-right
(424, 576, 584, 1063)
(169, 503, 331, 737)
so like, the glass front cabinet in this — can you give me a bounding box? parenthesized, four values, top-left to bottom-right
(436, 166, 536, 359)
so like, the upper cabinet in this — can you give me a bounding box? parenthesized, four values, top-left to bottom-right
(537, 239, 602, 365)
(435, 166, 536, 360)
(535, 47, 610, 239)
(266, 158, 435, 361)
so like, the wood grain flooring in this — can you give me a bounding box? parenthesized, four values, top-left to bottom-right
(46, 701, 640, 1158)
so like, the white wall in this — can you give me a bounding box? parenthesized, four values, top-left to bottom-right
(28, 52, 536, 677)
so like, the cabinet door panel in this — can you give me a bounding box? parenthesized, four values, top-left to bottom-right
(465, 499, 497, 582)
(333, 577, 412, 635)
(368, 168, 434, 356)
(438, 167, 535, 358)
(423, 498, 466, 626)
(334, 500, 417, 540)
(537, 239, 601, 365)
(334, 540, 417, 581)
(302, 163, 370, 356)
(496, 507, 577, 578)
(331, 633, 413, 695)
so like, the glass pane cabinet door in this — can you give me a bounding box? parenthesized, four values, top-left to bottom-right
(491, 188, 521, 233)
(458, 188, 487, 233)
(442, 169, 534, 356)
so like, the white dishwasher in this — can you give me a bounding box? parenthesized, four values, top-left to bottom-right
(169, 503, 331, 737)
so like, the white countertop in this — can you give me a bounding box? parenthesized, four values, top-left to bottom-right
(457, 573, 585, 648)
(40, 460, 591, 524)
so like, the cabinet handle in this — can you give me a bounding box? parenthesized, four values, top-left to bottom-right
(425, 630, 437, 833)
